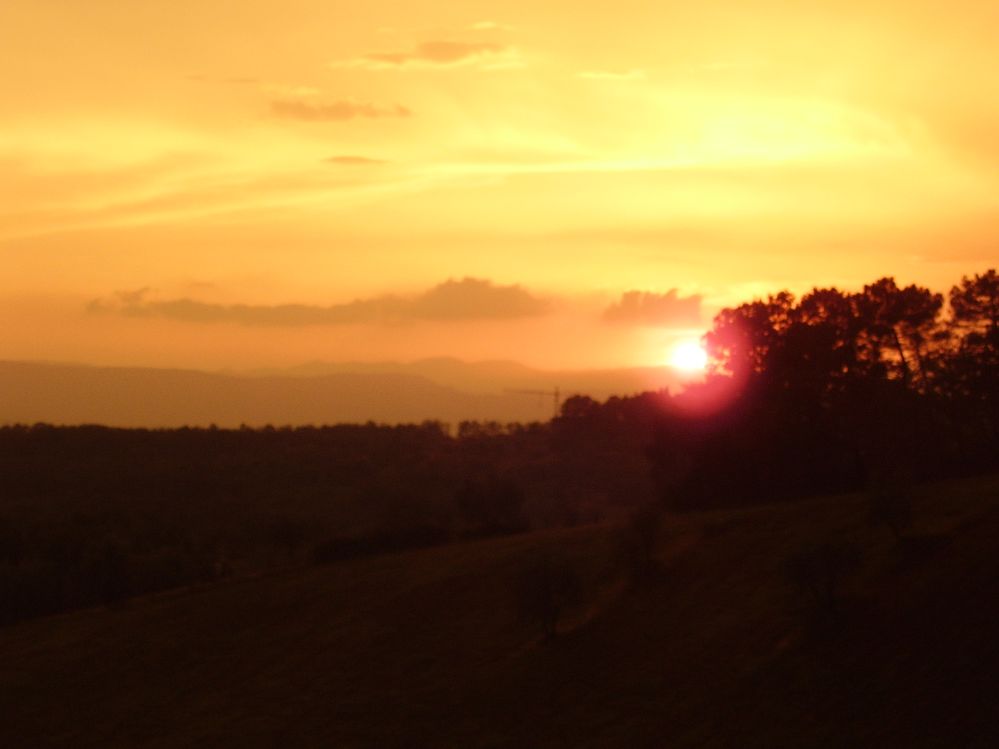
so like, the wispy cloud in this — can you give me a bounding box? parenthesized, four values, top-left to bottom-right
(89, 278, 552, 327)
(331, 41, 525, 71)
(603, 289, 702, 327)
(271, 99, 412, 121)
(185, 75, 261, 85)
(324, 155, 388, 166)
(468, 21, 516, 32)
(262, 84, 322, 97)
(577, 69, 646, 81)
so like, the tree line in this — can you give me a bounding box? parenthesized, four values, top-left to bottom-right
(642, 269, 999, 509)
(0, 269, 995, 626)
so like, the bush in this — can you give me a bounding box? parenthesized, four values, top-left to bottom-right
(516, 553, 583, 641)
(456, 477, 528, 535)
(867, 481, 913, 541)
(784, 540, 861, 625)
(312, 526, 450, 564)
(616, 504, 663, 584)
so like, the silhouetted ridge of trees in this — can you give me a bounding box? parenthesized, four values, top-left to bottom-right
(645, 270, 999, 509)
(0, 419, 647, 625)
(0, 269, 996, 626)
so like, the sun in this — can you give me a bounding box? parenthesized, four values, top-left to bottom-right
(668, 340, 708, 374)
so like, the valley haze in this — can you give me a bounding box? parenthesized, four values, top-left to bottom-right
(0, 358, 687, 427)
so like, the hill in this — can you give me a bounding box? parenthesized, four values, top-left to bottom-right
(3, 473, 999, 747)
(0, 361, 538, 426)
(248, 357, 686, 400)
(0, 359, 684, 427)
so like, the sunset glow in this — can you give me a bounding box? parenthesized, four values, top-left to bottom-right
(2, 2, 998, 375)
(669, 341, 709, 374)
(4, 5, 998, 744)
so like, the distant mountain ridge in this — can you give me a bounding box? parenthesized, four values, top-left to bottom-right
(242, 356, 685, 399)
(0, 359, 685, 427)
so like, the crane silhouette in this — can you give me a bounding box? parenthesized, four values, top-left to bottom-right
(505, 387, 561, 419)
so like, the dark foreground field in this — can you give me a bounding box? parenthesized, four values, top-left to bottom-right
(3, 474, 999, 748)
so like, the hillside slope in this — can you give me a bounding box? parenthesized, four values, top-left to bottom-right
(3, 475, 999, 747)
(0, 358, 687, 427)
(0, 361, 543, 426)
(250, 357, 685, 400)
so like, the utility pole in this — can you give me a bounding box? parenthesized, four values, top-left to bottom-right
(505, 387, 561, 419)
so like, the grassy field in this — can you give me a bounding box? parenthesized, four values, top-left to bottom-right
(3, 473, 999, 747)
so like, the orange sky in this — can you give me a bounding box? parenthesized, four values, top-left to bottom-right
(2, 0, 998, 371)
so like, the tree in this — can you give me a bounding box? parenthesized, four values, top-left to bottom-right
(456, 476, 527, 534)
(947, 270, 999, 390)
(867, 476, 914, 542)
(260, 515, 309, 563)
(784, 540, 860, 626)
(704, 292, 797, 381)
(950, 269, 999, 343)
(854, 277, 944, 387)
(517, 553, 583, 641)
(794, 287, 865, 387)
(616, 504, 662, 584)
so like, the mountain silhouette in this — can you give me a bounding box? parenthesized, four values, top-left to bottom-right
(0, 359, 684, 427)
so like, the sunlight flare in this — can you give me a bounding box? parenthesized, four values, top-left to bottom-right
(668, 340, 709, 374)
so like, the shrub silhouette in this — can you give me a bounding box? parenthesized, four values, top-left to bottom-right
(257, 516, 310, 563)
(867, 481, 913, 542)
(456, 477, 528, 535)
(517, 553, 583, 641)
(0, 520, 24, 566)
(616, 504, 662, 584)
(84, 540, 132, 606)
(312, 526, 449, 564)
(784, 540, 860, 626)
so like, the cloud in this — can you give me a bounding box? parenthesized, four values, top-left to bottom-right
(185, 75, 261, 85)
(324, 155, 388, 166)
(331, 41, 525, 71)
(694, 61, 762, 73)
(468, 21, 516, 32)
(271, 99, 412, 121)
(263, 84, 322, 97)
(114, 287, 152, 306)
(90, 278, 551, 327)
(577, 69, 647, 81)
(603, 290, 702, 327)
(411, 277, 550, 320)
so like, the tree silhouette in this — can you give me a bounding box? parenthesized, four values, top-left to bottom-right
(855, 277, 944, 387)
(948, 270, 999, 396)
(950, 269, 999, 342)
(617, 504, 662, 584)
(456, 476, 527, 535)
(785, 540, 861, 626)
(516, 553, 583, 641)
(867, 474, 914, 542)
